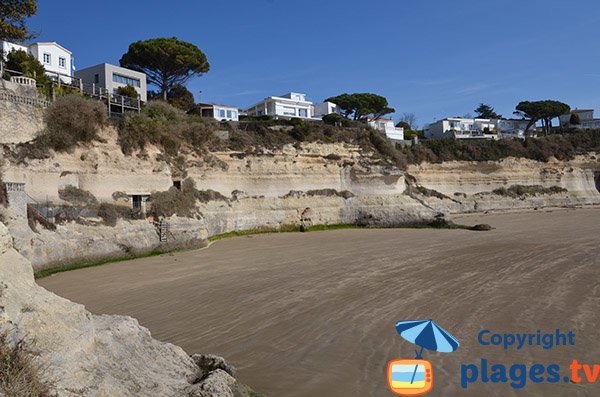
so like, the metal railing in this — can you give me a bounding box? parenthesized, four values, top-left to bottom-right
(1, 61, 142, 115)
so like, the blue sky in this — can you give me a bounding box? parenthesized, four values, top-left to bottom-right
(28, 0, 600, 127)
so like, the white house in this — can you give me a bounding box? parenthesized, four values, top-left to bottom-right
(367, 116, 404, 141)
(312, 101, 341, 119)
(559, 109, 600, 129)
(497, 119, 531, 138)
(424, 118, 499, 140)
(198, 103, 240, 121)
(75, 63, 147, 102)
(1, 40, 74, 82)
(245, 92, 314, 119)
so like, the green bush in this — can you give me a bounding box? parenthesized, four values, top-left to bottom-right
(4, 49, 52, 99)
(41, 95, 108, 152)
(58, 185, 99, 206)
(116, 85, 139, 99)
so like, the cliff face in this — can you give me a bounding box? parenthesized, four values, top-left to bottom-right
(407, 155, 600, 213)
(2, 127, 600, 270)
(0, 222, 258, 397)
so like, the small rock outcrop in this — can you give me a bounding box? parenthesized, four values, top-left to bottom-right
(0, 222, 258, 397)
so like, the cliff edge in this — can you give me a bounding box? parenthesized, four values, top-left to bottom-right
(0, 222, 259, 397)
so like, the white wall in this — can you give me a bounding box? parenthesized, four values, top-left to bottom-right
(313, 102, 340, 119)
(1, 41, 28, 58)
(29, 43, 72, 79)
(213, 106, 239, 121)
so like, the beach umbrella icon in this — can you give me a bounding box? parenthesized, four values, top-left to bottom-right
(395, 320, 460, 385)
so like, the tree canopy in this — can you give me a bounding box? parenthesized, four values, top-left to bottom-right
(166, 84, 195, 111)
(119, 37, 209, 100)
(474, 103, 501, 119)
(0, 0, 37, 42)
(325, 93, 395, 121)
(514, 100, 570, 135)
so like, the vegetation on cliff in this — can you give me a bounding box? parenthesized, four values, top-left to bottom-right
(0, 334, 52, 397)
(7, 96, 600, 172)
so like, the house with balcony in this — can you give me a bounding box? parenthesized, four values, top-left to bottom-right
(1, 40, 73, 82)
(366, 116, 404, 141)
(75, 63, 147, 102)
(424, 117, 499, 140)
(197, 103, 240, 121)
(245, 92, 314, 119)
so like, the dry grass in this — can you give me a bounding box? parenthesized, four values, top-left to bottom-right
(117, 101, 222, 156)
(0, 334, 53, 396)
(149, 178, 228, 218)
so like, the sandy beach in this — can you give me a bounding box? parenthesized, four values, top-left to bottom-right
(39, 208, 600, 396)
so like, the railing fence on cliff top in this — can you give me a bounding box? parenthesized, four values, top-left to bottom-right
(0, 90, 51, 108)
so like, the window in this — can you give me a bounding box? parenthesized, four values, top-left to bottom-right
(43, 53, 51, 64)
(226, 110, 233, 118)
(218, 109, 226, 118)
(94, 74, 99, 84)
(112, 73, 141, 87)
(59, 57, 66, 68)
(298, 109, 308, 118)
(232, 110, 238, 118)
(282, 106, 296, 116)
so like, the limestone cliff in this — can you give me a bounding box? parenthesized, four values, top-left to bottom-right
(0, 221, 258, 397)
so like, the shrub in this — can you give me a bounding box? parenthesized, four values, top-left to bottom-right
(42, 95, 108, 152)
(149, 178, 228, 218)
(4, 49, 52, 99)
(118, 101, 220, 155)
(0, 334, 52, 396)
(491, 185, 567, 197)
(58, 185, 98, 206)
(116, 85, 139, 99)
(97, 203, 133, 226)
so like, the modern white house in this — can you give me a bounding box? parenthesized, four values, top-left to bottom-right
(1, 40, 74, 82)
(424, 118, 499, 140)
(424, 117, 536, 140)
(245, 92, 314, 119)
(497, 119, 531, 138)
(75, 63, 147, 102)
(366, 116, 404, 141)
(312, 101, 341, 119)
(559, 109, 600, 129)
(197, 103, 240, 121)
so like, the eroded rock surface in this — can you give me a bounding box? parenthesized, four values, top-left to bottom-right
(0, 222, 258, 397)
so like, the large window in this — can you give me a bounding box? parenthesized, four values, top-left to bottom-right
(43, 53, 51, 64)
(282, 106, 296, 116)
(226, 110, 233, 118)
(112, 73, 141, 87)
(298, 109, 308, 118)
(218, 109, 226, 118)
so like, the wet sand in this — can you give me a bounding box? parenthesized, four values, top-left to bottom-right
(40, 208, 600, 396)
